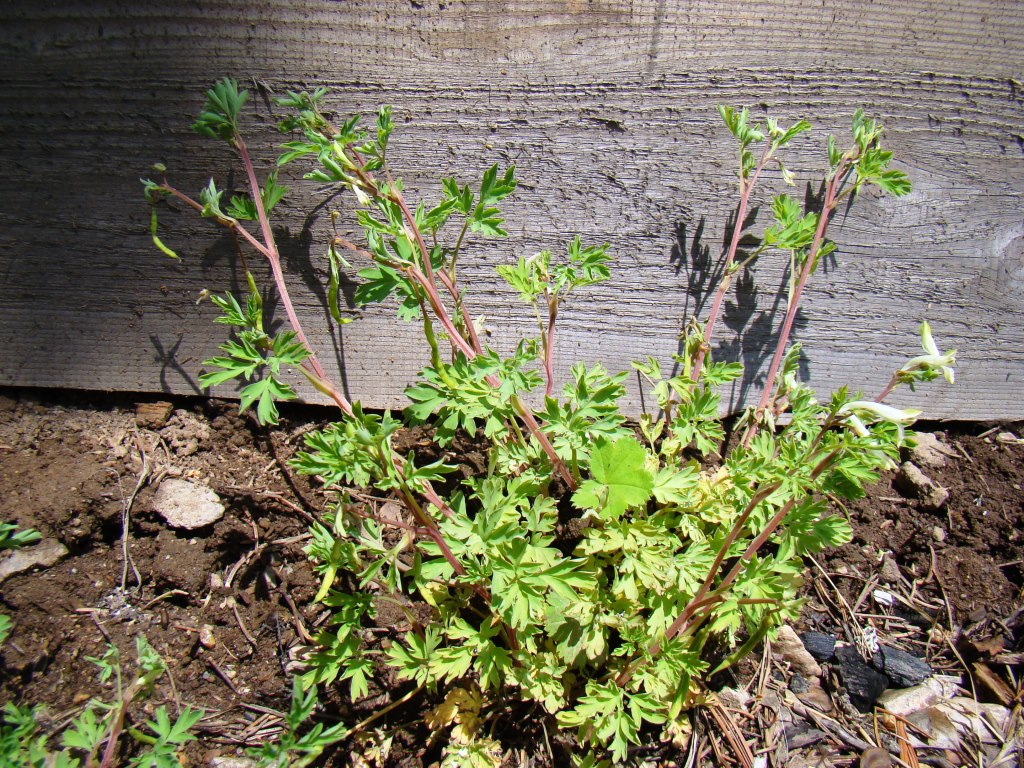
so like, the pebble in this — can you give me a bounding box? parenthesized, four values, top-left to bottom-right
(717, 686, 751, 711)
(152, 479, 225, 529)
(877, 680, 944, 716)
(936, 697, 1011, 744)
(795, 678, 833, 713)
(0, 539, 69, 583)
(782, 722, 827, 749)
(199, 624, 217, 649)
(908, 432, 955, 468)
(774, 625, 822, 678)
(906, 706, 960, 749)
(789, 672, 810, 694)
(209, 758, 258, 768)
(135, 401, 174, 429)
(859, 747, 892, 768)
(895, 462, 950, 511)
(878, 555, 901, 584)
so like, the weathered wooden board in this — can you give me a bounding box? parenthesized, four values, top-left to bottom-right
(1, 1, 1022, 419)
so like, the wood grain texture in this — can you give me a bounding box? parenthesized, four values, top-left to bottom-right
(1, 0, 1022, 419)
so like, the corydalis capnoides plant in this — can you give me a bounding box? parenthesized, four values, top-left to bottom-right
(143, 80, 954, 764)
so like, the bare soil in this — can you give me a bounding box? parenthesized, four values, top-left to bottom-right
(0, 388, 1021, 766)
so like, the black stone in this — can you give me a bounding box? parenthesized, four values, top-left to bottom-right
(834, 645, 889, 712)
(800, 631, 837, 661)
(789, 672, 810, 694)
(872, 644, 931, 687)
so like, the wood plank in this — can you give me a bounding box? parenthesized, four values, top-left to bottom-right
(1, 1, 1022, 419)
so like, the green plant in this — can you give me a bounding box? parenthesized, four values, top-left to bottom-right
(144, 81, 954, 762)
(0, 639, 201, 768)
(0, 703, 78, 768)
(247, 679, 347, 768)
(0, 523, 41, 551)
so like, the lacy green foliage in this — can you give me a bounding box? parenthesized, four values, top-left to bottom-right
(0, 638, 202, 767)
(247, 679, 348, 768)
(144, 81, 955, 763)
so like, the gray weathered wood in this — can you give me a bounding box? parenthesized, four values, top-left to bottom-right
(1, 1, 1022, 419)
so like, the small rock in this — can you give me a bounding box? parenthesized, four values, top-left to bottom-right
(789, 672, 810, 694)
(936, 697, 1011, 744)
(908, 432, 956, 468)
(800, 631, 837, 661)
(199, 624, 217, 650)
(783, 722, 827, 749)
(859, 747, 892, 768)
(0, 540, 69, 583)
(932, 526, 947, 542)
(135, 401, 174, 429)
(895, 462, 949, 511)
(774, 625, 822, 678)
(796, 678, 833, 713)
(835, 645, 889, 713)
(153, 479, 224, 529)
(878, 555, 902, 584)
(209, 758, 258, 768)
(906, 707, 960, 750)
(877, 679, 945, 717)
(873, 644, 931, 687)
(718, 686, 751, 711)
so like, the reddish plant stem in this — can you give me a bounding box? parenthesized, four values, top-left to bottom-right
(407, 265, 476, 358)
(392, 193, 445, 308)
(617, 442, 841, 689)
(674, 449, 840, 638)
(161, 182, 355, 418)
(388, 182, 580, 486)
(509, 398, 573, 486)
(874, 375, 899, 403)
(543, 296, 558, 398)
(395, 215, 575, 489)
(397, 488, 466, 577)
(658, 481, 782, 646)
(691, 142, 773, 382)
(347, 505, 427, 536)
(235, 137, 334, 383)
(435, 268, 484, 355)
(745, 159, 853, 447)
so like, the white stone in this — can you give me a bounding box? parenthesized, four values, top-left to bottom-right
(153, 478, 224, 529)
(907, 707, 961, 750)
(209, 758, 258, 768)
(909, 432, 956, 468)
(773, 625, 822, 678)
(877, 679, 945, 717)
(718, 686, 751, 711)
(896, 462, 950, 511)
(937, 697, 1011, 744)
(0, 539, 69, 583)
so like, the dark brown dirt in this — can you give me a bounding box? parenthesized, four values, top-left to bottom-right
(830, 428, 1024, 621)
(0, 388, 1021, 766)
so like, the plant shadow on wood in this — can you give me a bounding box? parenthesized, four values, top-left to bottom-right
(670, 207, 809, 412)
(277, 196, 360, 405)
